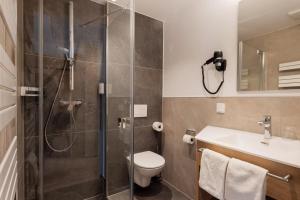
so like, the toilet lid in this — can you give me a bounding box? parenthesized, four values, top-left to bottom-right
(134, 151, 165, 169)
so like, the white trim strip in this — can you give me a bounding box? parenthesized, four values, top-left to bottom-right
(279, 74, 300, 80)
(279, 61, 300, 68)
(0, 137, 17, 200)
(8, 170, 17, 200)
(0, 0, 17, 44)
(279, 83, 300, 88)
(3, 159, 17, 200)
(0, 105, 16, 132)
(279, 79, 300, 84)
(0, 45, 15, 77)
(279, 65, 300, 72)
(0, 90, 16, 111)
(0, 65, 16, 92)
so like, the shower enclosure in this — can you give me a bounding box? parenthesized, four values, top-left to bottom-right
(22, 0, 135, 199)
(238, 41, 266, 91)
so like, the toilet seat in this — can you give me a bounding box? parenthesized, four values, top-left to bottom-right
(133, 151, 165, 169)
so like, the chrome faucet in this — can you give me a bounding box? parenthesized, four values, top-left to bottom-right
(257, 115, 272, 139)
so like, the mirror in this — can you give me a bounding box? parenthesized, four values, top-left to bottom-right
(238, 0, 300, 91)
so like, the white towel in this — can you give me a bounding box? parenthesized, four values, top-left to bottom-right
(225, 158, 268, 200)
(199, 149, 230, 200)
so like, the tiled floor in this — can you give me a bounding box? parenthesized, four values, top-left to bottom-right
(44, 178, 105, 200)
(107, 181, 190, 200)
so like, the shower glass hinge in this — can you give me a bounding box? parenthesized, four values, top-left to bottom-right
(20, 86, 39, 97)
(98, 82, 105, 94)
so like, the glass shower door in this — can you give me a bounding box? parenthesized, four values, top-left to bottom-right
(106, 0, 135, 199)
(238, 41, 265, 91)
(40, 0, 107, 199)
(23, 0, 134, 199)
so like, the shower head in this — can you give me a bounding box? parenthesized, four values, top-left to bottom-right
(57, 46, 70, 54)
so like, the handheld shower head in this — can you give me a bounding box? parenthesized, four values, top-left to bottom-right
(57, 46, 70, 54)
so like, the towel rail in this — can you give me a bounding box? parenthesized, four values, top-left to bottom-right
(198, 148, 292, 183)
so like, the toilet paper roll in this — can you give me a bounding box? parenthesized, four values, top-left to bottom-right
(152, 122, 163, 132)
(182, 134, 195, 144)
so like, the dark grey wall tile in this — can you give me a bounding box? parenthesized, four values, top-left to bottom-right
(24, 0, 39, 55)
(107, 97, 130, 130)
(133, 13, 163, 158)
(107, 3, 131, 65)
(43, 59, 100, 134)
(44, 155, 99, 192)
(107, 63, 131, 97)
(134, 67, 162, 127)
(134, 126, 159, 153)
(23, 1, 105, 199)
(135, 13, 163, 69)
(24, 136, 39, 200)
(44, 131, 99, 157)
(24, 54, 39, 87)
(44, 178, 104, 200)
(43, 132, 100, 194)
(24, 98, 39, 138)
(106, 129, 130, 164)
(106, 129, 131, 195)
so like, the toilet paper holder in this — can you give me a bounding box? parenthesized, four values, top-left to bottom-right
(182, 129, 196, 145)
(186, 129, 196, 136)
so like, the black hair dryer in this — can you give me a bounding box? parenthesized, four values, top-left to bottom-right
(201, 51, 227, 94)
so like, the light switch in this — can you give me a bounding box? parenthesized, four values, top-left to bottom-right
(216, 103, 225, 114)
(134, 104, 147, 118)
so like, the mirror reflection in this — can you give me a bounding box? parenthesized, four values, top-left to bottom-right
(238, 0, 300, 91)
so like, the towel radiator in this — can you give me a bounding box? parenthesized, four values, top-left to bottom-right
(198, 148, 292, 183)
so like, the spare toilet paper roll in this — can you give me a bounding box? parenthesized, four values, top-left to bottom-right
(152, 122, 163, 132)
(182, 134, 195, 144)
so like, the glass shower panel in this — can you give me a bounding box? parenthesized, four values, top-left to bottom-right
(23, 0, 134, 199)
(23, 0, 111, 199)
(23, 0, 42, 199)
(239, 42, 265, 91)
(106, 0, 134, 199)
(42, 0, 105, 199)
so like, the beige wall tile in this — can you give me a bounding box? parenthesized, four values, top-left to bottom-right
(0, 127, 7, 162)
(5, 30, 15, 64)
(0, 15, 5, 48)
(6, 119, 16, 144)
(162, 96, 300, 198)
(244, 25, 300, 90)
(279, 98, 300, 140)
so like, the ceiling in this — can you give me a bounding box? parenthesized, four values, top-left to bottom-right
(90, 0, 106, 4)
(91, 0, 300, 41)
(90, 0, 170, 16)
(239, 0, 300, 40)
(135, 0, 178, 22)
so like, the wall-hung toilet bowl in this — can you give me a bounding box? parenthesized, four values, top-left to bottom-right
(127, 151, 165, 188)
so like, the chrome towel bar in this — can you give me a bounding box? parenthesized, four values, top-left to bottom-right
(198, 148, 292, 183)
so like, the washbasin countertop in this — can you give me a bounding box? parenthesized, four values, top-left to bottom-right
(196, 126, 300, 169)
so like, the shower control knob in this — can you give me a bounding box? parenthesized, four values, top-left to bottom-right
(118, 117, 131, 129)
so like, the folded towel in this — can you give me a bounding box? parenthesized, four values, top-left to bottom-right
(225, 158, 268, 200)
(199, 149, 230, 200)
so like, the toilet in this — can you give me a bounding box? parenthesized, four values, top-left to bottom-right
(126, 151, 165, 187)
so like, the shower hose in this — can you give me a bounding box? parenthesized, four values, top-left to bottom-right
(44, 59, 77, 153)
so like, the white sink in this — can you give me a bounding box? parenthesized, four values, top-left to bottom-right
(196, 126, 300, 169)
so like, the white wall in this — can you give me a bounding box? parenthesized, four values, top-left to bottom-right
(161, 0, 300, 97)
(163, 0, 238, 97)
